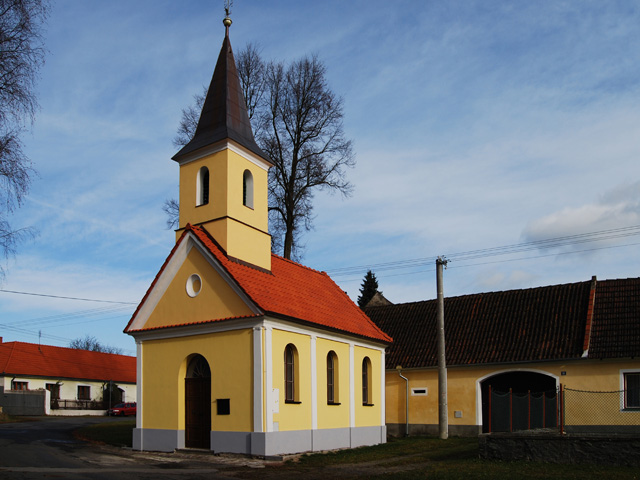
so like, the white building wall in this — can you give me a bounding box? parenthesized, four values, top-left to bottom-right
(1, 376, 136, 403)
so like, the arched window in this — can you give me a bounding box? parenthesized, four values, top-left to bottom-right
(284, 344, 299, 403)
(242, 169, 253, 208)
(327, 351, 339, 404)
(362, 357, 372, 405)
(187, 354, 211, 378)
(196, 166, 209, 206)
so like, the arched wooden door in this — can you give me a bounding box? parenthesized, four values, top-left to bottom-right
(185, 355, 211, 449)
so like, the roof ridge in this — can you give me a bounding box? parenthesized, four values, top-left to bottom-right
(5, 340, 134, 358)
(366, 277, 596, 308)
(270, 252, 327, 276)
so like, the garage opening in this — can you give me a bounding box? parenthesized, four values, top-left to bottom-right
(481, 371, 558, 433)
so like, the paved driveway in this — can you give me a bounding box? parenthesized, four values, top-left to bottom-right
(0, 416, 267, 479)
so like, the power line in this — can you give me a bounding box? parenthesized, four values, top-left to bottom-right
(327, 227, 640, 282)
(0, 289, 138, 305)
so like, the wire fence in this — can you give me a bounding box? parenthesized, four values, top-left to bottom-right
(563, 387, 640, 434)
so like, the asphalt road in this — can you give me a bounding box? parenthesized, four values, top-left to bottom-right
(0, 416, 267, 479)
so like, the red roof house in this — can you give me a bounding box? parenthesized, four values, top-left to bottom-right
(0, 339, 136, 415)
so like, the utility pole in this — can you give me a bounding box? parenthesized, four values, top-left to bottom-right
(436, 256, 448, 440)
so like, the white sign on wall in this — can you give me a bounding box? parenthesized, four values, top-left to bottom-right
(272, 388, 279, 413)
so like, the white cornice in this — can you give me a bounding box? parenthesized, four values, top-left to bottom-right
(175, 140, 272, 171)
(263, 316, 387, 352)
(128, 317, 264, 343)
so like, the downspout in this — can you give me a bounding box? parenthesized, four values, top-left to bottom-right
(396, 366, 409, 436)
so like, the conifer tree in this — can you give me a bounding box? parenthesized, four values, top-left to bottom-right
(357, 270, 379, 308)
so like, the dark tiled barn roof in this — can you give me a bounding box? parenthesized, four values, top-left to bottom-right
(589, 277, 640, 359)
(366, 277, 639, 369)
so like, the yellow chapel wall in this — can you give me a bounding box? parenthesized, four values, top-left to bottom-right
(178, 152, 228, 232)
(315, 338, 350, 429)
(143, 246, 253, 331)
(354, 345, 383, 427)
(271, 329, 312, 431)
(140, 329, 254, 432)
(385, 359, 640, 430)
(176, 148, 271, 271)
(225, 149, 268, 232)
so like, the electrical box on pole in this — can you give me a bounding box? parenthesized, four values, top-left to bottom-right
(436, 256, 448, 440)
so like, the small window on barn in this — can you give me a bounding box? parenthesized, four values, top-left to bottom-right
(624, 372, 640, 409)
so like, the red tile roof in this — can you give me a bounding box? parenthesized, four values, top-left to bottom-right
(366, 277, 640, 369)
(125, 225, 391, 344)
(0, 341, 136, 383)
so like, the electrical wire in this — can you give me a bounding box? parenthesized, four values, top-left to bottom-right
(326, 224, 640, 278)
(0, 289, 137, 305)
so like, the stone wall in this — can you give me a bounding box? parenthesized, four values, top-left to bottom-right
(479, 431, 640, 467)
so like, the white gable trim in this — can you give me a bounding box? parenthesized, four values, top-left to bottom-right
(126, 231, 262, 333)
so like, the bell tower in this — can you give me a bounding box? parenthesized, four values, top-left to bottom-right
(172, 15, 272, 271)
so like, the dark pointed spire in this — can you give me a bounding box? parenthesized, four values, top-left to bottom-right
(172, 16, 269, 163)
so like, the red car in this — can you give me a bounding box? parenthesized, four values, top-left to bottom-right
(108, 402, 136, 416)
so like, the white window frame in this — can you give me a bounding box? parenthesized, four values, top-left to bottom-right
(620, 369, 640, 411)
(196, 166, 209, 206)
(243, 169, 254, 208)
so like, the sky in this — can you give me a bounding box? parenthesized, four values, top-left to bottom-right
(1, 0, 640, 356)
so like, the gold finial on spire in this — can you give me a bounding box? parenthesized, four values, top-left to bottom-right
(223, 0, 233, 34)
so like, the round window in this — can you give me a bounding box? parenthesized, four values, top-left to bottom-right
(186, 274, 202, 297)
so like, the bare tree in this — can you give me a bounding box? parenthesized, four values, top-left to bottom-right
(171, 46, 354, 259)
(260, 54, 354, 259)
(0, 0, 49, 278)
(162, 197, 179, 230)
(69, 335, 123, 355)
(237, 42, 265, 123)
(172, 86, 207, 149)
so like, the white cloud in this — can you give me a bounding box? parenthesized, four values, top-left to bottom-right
(522, 181, 640, 248)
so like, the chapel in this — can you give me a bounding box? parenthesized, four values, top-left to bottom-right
(124, 14, 391, 456)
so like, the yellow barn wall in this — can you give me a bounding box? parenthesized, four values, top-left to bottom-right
(316, 338, 350, 429)
(271, 329, 312, 431)
(143, 247, 253, 330)
(354, 346, 382, 427)
(385, 359, 640, 429)
(140, 329, 254, 432)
